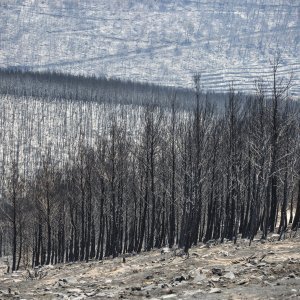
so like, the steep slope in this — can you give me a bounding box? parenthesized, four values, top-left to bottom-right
(0, 235, 300, 299)
(1, 0, 299, 95)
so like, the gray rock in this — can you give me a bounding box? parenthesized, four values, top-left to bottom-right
(193, 273, 207, 284)
(273, 264, 284, 273)
(288, 273, 296, 278)
(183, 289, 206, 297)
(223, 271, 235, 280)
(257, 262, 267, 267)
(95, 292, 108, 298)
(61, 277, 78, 284)
(263, 280, 273, 286)
(237, 279, 249, 285)
(85, 291, 97, 297)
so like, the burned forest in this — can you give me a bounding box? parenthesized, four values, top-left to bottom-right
(0, 67, 299, 275)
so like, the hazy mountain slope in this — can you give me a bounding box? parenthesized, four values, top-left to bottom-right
(1, 0, 299, 95)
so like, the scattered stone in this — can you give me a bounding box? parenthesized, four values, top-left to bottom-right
(212, 267, 223, 276)
(257, 262, 267, 267)
(174, 275, 187, 282)
(161, 247, 171, 254)
(162, 288, 173, 295)
(95, 292, 108, 297)
(223, 271, 235, 280)
(274, 264, 284, 272)
(237, 279, 249, 285)
(61, 277, 77, 284)
(219, 250, 229, 257)
(67, 288, 82, 294)
(193, 273, 207, 284)
(209, 288, 222, 294)
(250, 275, 263, 282)
(211, 276, 220, 282)
(1, 234, 299, 300)
(183, 289, 205, 297)
(288, 258, 298, 264)
(85, 291, 97, 296)
(271, 234, 280, 239)
(244, 263, 253, 268)
(161, 294, 177, 299)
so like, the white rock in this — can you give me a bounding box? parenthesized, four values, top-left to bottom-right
(209, 288, 222, 294)
(161, 294, 177, 299)
(211, 276, 220, 282)
(219, 251, 229, 257)
(67, 288, 82, 294)
(271, 234, 280, 238)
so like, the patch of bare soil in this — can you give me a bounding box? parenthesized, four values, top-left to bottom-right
(0, 234, 299, 299)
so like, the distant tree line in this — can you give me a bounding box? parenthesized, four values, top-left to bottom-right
(0, 68, 226, 110)
(0, 65, 299, 272)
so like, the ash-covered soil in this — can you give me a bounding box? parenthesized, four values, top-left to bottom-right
(0, 234, 300, 300)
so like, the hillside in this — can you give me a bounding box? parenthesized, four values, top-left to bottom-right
(0, 234, 299, 299)
(1, 0, 299, 95)
(0, 2, 300, 293)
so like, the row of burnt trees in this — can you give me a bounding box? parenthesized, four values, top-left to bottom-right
(1, 67, 300, 271)
(0, 68, 204, 110)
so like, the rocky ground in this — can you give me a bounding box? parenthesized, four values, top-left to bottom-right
(0, 233, 300, 300)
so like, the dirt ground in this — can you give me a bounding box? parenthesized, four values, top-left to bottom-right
(0, 233, 299, 300)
